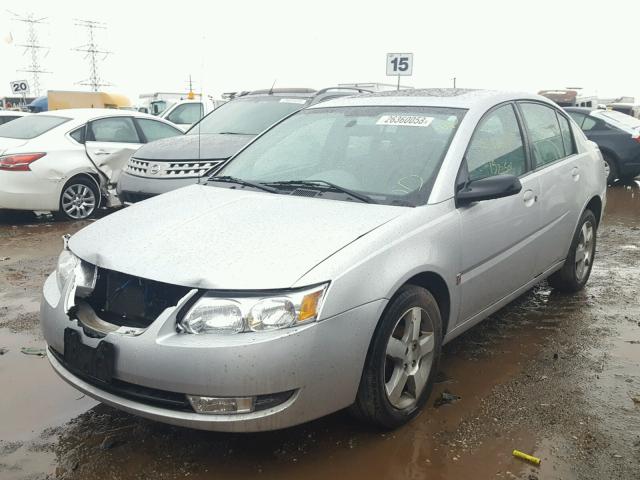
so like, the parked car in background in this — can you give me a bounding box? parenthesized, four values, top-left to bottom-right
(160, 98, 226, 131)
(0, 109, 182, 220)
(139, 92, 199, 115)
(0, 110, 29, 125)
(565, 107, 640, 183)
(42, 89, 606, 432)
(117, 87, 370, 203)
(608, 102, 640, 119)
(539, 89, 598, 108)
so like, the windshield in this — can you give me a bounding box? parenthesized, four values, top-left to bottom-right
(595, 110, 640, 131)
(187, 96, 307, 136)
(217, 106, 465, 206)
(0, 115, 69, 139)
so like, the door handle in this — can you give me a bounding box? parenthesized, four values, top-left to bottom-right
(571, 167, 580, 181)
(522, 189, 537, 207)
(94, 149, 111, 155)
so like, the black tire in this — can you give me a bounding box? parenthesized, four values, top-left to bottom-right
(548, 209, 597, 292)
(351, 285, 443, 429)
(602, 153, 618, 185)
(57, 176, 100, 221)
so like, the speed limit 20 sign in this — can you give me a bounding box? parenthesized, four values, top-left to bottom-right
(386, 53, 413, 76)
(10, 80, 30, 95)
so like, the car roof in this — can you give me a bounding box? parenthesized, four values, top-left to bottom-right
(308, 88, 554, 111)
(0, 110, 29, 116)
(241, 88, 317, 97)
(563, 107, 595, 114)
(33, 108, 162, 121)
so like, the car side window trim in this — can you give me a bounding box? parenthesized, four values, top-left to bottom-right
(132, 117, 149, 143)
(555, 110, 577, 158)
(68, 126, 86, 144)
(455, 101, 530, 190)
(515, 101, 576, 172)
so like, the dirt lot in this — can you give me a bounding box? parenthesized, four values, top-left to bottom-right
(0, 184, 638, 480)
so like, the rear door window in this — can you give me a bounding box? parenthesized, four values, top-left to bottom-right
(519, 103, 565, 168)
(89, 117, 140, 143)
(556, 113, 576, 156)
(466, 104, 526, 181)
(135, 119, 182, 142)
(582, 116, 605, 132)
(567, 112, 586, 128)
(70, 127, 85, 144)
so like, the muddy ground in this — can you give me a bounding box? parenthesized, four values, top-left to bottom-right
(0, 184, 638, 480)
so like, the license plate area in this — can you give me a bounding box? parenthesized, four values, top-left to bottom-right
(64, 328, 115, 383)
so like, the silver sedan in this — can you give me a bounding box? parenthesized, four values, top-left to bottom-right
(40, 89, 606, 431)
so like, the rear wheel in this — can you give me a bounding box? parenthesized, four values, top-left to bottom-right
(548, 209, 597, 292)
(603, 153, 617, 185)
(351, 285, 442, 429)
(58, 177, 99, 221)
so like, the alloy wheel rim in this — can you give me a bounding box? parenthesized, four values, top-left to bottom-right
(603, 160, 610, 179)
(384, 306, 435, 409)
(61, 184, 96, 219)
(575, 220, 594, 282)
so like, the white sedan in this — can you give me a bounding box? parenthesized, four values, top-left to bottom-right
(0, 109, 182, 220)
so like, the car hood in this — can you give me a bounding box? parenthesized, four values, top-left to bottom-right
(69, 185, 405, 290)
(133, 133, 255, 161)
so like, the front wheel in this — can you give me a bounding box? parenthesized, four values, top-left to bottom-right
(351, 285, 442, 429)
(58, 177, 99, 221)
(548, 209, 597, 292)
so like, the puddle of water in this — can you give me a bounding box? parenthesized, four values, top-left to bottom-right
(0, 329, 97, 442)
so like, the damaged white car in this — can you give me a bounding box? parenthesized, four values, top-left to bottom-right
(0, 109, 182, 220)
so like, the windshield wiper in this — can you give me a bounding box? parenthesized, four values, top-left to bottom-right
(208, 175, 278, 193)
(265, 180, 376, 204)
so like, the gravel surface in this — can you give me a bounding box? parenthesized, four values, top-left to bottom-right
(0, 185, 638, 480)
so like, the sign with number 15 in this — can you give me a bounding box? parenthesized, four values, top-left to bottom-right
(386, 53, 413, 76)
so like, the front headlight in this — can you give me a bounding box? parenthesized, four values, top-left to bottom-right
(56, 249, 80, 292)
(178, 283, 329, 334)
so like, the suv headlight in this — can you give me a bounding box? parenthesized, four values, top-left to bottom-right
(56, 249, 80, 292)
(179, 283, 329, 334)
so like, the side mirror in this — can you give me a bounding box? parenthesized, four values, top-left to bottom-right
(456, 174, 522, 206)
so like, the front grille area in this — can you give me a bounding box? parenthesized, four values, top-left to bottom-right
(83, 268, 192, 329)
(125, 158, 225, 179)
(50, 347, 193, 411)
(125, 158, 150, 176)
(52, 346, 296, 413)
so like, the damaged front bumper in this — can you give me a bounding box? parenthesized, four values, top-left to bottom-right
(40, 272, 384, 432)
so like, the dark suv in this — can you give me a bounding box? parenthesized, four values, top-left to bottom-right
(117, 87, 369, 203)
(565, 107, 640, 184)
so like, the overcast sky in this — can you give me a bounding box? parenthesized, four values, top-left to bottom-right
(1, 0, 639, 103)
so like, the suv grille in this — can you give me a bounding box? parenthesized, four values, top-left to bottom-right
(125, 158, 225, 179)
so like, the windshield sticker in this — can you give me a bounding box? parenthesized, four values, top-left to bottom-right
(376, 115, 434, 127)
(280, 98, 307, 104)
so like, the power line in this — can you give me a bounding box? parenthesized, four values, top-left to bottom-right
(8, 10, 51, 96)
(73, 19, 112, 92)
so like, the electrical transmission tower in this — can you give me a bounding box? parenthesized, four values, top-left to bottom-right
(8, 11, 50, 96)
(73, 19, 112, 92)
